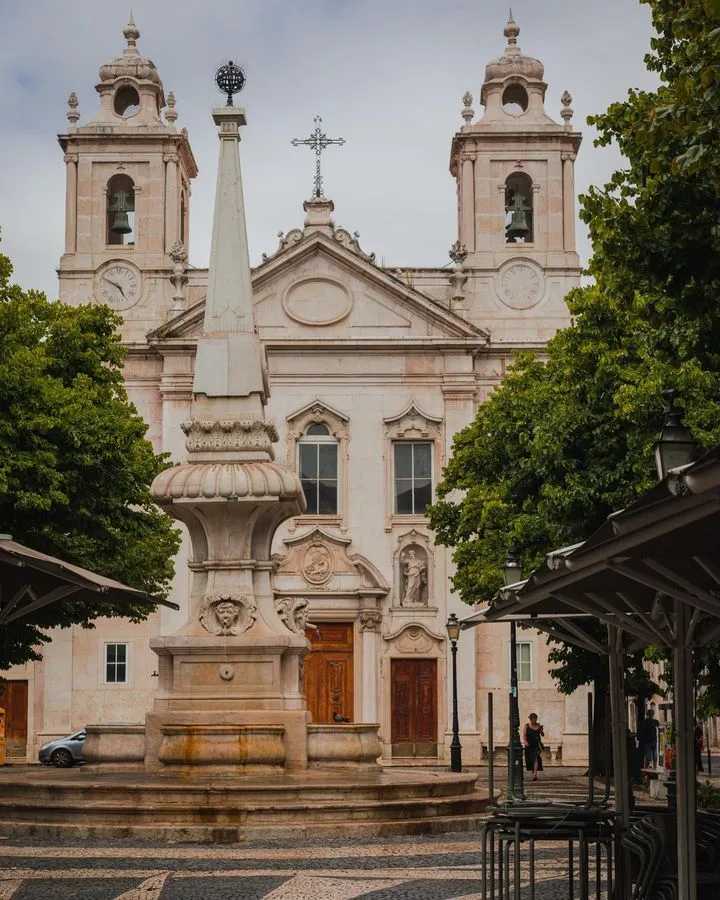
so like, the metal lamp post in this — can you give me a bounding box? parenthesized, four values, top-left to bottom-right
(446, 613, 462, 773)
(653, 390, 697, 825)
(653, 388, 697, 479)
(502, 548, 525, 800)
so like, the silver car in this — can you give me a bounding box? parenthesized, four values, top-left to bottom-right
(38, 729, 86, 768)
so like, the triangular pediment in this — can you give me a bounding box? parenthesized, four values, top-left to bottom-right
(149, 230, 487, 344)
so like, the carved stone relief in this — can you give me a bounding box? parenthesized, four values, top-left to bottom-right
(198, 593, 257, 635)
(383, 402, 442, 441)
(301, 540, 333, 585)
(383, 623, 444, 656)
(182, 418, 278, 455)
(275, 597, 312, 635)
(359, 610, 382, 632)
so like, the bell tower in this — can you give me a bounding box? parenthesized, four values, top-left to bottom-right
(57, 16, 198, 341)
(449, 12, 582, 340)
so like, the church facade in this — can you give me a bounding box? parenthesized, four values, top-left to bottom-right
(2, 14, 591, 767)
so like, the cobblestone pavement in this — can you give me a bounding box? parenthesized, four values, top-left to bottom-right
(0, 832, 594, 900)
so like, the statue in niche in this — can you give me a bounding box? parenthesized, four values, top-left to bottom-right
(400, 548, 428, 607)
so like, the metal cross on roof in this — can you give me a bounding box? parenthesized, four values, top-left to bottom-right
(291, 116, 345, 199)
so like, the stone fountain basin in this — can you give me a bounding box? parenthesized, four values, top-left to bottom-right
(307, 723, 381, 770)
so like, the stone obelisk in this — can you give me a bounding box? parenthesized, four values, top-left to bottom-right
(146, 67, 310, 771)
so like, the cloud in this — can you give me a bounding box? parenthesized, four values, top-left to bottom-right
(0, 0, 657, 297)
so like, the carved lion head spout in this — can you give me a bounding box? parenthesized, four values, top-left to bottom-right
(199, 593, 257, 636)
(275, 597, 313, 635)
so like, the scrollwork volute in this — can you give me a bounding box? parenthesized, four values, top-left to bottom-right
(198, 593, 257, 636)
(275, 597, 312, 635)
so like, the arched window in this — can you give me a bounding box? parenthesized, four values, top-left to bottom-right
(106, 174, 136, 247)
(502, 83, 528, 117)
(113, 86, 140, 118)
(505, 173, 533, 243)
(298, 422, 338, 515)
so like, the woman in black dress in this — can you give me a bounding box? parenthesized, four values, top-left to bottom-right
(522, 713, 544, 780)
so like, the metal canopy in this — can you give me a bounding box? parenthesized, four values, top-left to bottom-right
(459, 449, 720, 900)
(0, 536, 179, 626)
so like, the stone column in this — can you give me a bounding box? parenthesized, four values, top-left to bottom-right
(164, 154, 179, 253)
(64, 154, 78, 254)
(359, 610, 382, 722)
(562, 152, 576, 252)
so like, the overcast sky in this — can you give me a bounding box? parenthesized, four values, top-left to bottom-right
(1, 1, 658, 298)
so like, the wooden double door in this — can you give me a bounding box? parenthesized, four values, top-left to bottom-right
(304, 622, 354, 723)
(391, 658, 438, 758)
(0, 680, 29, 759)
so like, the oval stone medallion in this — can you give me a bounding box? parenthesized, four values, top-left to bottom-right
(283, 278, 352, 325)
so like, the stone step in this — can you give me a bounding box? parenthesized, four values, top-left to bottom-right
(0, 811, 489, 843)
(0, 772, 479, 806)
(0, 792, 488, 826)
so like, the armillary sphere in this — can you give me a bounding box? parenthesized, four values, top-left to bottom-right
(215, 60, 246, 106)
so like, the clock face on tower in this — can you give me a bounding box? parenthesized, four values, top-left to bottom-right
(94, 261, 142, 311)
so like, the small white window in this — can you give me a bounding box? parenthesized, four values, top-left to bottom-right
(105, 643, 128, 684)
(517, 642, 532, 683)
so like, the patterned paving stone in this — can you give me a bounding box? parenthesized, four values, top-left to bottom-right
(0, 831, 591, 899)
(12, 878, 141, 900)
(157, 876, 290, 900)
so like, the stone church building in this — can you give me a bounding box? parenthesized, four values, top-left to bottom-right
(2, 14, 590, 766)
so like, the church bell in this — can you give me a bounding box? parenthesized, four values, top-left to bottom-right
(506, 208, 530, 241)
(109, 190, 133, 235)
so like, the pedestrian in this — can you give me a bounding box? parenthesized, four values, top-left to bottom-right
(695, 721, 704, 773)
(640, 708, 659, 768)
(522, 712, 544, 781)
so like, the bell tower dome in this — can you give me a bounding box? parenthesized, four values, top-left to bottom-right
(57, 15, 198, 341)
(449, 11, 582, 340)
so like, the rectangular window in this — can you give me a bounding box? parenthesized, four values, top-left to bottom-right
(105, 643, 128, 684)
(394, 442, 432, 515)
(517, 642, 532, 683)
(299, 442, 338, 515)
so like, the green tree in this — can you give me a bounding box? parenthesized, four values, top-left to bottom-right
(429, 0, 720, 708)
(0, 253, 180, 669)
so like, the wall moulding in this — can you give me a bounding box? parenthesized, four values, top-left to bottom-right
(382, 622, 445, 658)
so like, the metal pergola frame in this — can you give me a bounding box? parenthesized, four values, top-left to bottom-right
(460, 449, 720, 900)
(0, 535, 179, 627)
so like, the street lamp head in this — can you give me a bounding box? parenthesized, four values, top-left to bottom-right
(446, 612, 461, 642)
(653, 388, 697, 480)
(502, 546, 523, 588)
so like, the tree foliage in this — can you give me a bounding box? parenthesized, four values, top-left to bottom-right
(0, 254, 180, 669)
(428, 0, 720, 697)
